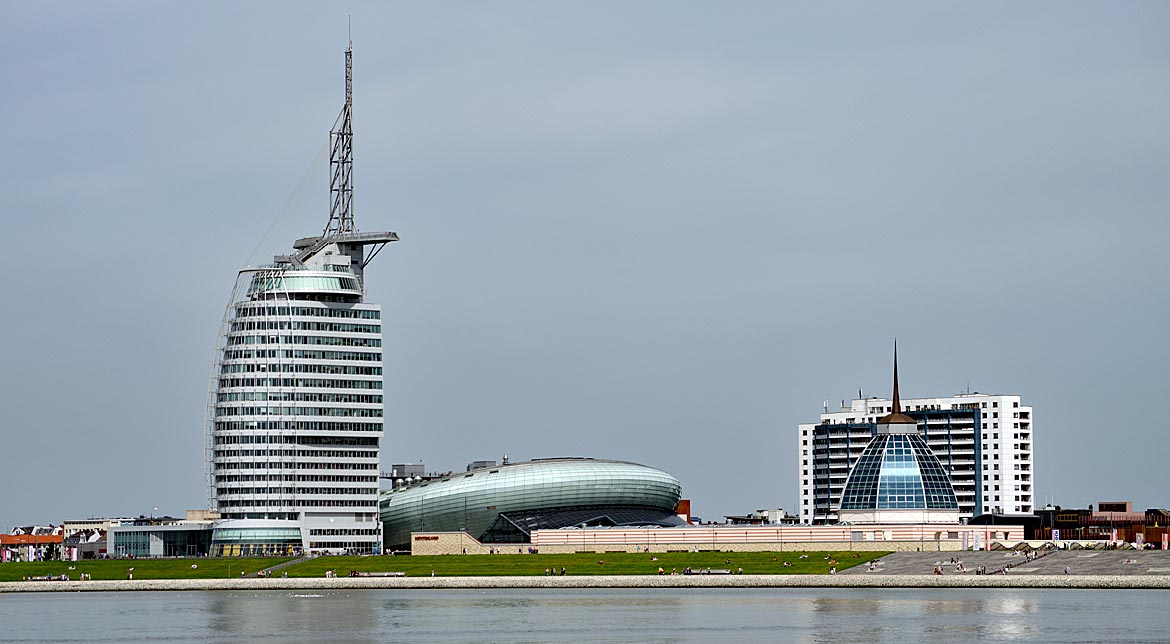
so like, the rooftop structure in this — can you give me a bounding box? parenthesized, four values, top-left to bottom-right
(205, 43, 395, 556)
(836, 344, 960, 524)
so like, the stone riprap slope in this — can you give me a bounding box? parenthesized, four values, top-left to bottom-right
(839, 549, 1170, 576)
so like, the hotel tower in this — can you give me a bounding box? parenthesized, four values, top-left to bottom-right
(205, 44, 396, 555)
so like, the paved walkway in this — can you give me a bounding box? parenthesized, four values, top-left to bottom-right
(3, 571, 1170, 592)
(840, 550, 1170, 576)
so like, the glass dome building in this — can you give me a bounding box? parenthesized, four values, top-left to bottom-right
(837, 346, 960, 524)
(379, 458, 685, 549)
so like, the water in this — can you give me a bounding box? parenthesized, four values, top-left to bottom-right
(1, 588, 1167, 643)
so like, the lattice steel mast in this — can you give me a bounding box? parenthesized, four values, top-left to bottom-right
(324, 42, 355, 237)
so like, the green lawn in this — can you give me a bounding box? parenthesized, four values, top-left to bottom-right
(282, 550, 884, 577)
(0, 557, 293, 582)
(0, 551, 887, 581)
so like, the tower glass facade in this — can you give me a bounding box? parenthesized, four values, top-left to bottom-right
(210, 260, 384, 555)
(205, 44, 396, 555)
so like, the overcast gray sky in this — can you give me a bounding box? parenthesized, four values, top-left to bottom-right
(2, 2, 1168, 527)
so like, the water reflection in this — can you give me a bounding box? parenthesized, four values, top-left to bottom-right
(3, 588, 1168, 644)
(207, 591, 379, 643)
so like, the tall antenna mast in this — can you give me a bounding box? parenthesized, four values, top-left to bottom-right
(324, 38, 355, 237)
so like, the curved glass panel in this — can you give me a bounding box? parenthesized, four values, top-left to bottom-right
(839, 434, 958, 511)
(212, 527, 302, 543)
(379, 459, 682, 547)
(249, 274, 361, 295)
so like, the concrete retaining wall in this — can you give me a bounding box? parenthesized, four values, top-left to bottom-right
(409, 532, 974, 556)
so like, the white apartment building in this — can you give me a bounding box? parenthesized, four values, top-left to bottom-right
(798, 393, 1034, 525)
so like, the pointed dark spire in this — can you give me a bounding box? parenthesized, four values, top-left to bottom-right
(892, 339, 901, 413)
(876, 338, 916, 427)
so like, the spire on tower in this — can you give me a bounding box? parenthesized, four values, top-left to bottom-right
(275, 40, 397, 271)
(892, 339, 901, 414)
(876, 338, 916, 427)
(324, 42, 355, 238)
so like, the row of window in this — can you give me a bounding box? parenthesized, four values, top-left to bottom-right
(221, 363, 382, 376)
(309, 529, 379, 536)
(215, 461, 377, 471)
(983, 473, 1032, 481)
(231, 320, 380, 334)
(211, 451, 374, 461)
(215, 448, 378, 459)
(308, 542, 379, 550)
(222, 349, 382, 362)
(217, 512, 299, 521)
(219, 377, 381, 390)
(214, 436, 378, 447)
(216, 487, 378, 496)
(250, 275, 361, 293)
(235, 305, 379, 319)
(217, 392, 383, 404)
(227, 335, 382, 348)
(216, 499, 376, 508)
(215, 420, 382, 432)
(216, 406, 383, 418)
(215, 474, 378, 483)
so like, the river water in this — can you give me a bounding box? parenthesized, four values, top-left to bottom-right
(2, 588, 1166, 643)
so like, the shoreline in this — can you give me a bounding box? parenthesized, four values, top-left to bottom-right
(3, 574, 1169, 593)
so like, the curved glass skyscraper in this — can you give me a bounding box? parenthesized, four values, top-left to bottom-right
(206, 44, 397, 555)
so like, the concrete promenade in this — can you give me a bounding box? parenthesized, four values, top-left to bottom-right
(3, 575, 1169, 593)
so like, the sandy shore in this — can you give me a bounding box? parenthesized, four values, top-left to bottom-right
(3, 574, 1170, 593)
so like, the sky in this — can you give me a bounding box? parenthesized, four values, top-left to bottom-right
(1, 2, 1168, 528)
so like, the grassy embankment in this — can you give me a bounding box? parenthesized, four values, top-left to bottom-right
(281, 550, 884, 577)
(0, 558, 293, 582)
(0, 551, 887, 581)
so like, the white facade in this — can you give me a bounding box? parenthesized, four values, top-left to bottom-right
(205, 44, 394, 556)
(208, 247, 385, 554)
(798, 393, 1034, 525)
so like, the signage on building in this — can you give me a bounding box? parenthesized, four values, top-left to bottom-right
(1051, 529, 1060, 541)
